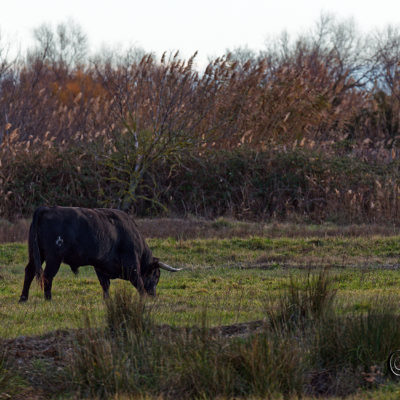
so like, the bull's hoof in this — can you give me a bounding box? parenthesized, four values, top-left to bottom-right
(44, 292, 52, 300)
(19, 296, 28, 302)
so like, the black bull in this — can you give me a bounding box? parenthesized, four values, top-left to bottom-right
(19, 206, 180, 302)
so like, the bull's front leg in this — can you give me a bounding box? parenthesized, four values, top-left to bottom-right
(94, 268, 111, 299)
(134, 274, 145, 296)
(125, 267, 145, 295)
(121, 255, 145, 295)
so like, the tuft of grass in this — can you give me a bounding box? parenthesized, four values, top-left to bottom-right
(105, 287, 152, 336)
(71, 290, 159, 399)
(267, 269, 337, 330)
(316, 296, 400, 370)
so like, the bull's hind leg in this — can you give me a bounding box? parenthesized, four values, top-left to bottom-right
(94, 269, 110, 299)
(43, 258, 61, 300)
(19, 260, 37, 302)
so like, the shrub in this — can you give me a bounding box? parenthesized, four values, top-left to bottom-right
(267, 269, 337, 330)
(3, 146, 400, 223)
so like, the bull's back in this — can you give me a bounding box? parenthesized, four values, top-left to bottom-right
(36, 206, 124, 265)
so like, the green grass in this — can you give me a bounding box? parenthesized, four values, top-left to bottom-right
(2, 236, 400, 337)
(149, 236, 400, 267)
(3, 236, 400, 268)
(2, 235, 400, 399)
(0, 243, 27, 265)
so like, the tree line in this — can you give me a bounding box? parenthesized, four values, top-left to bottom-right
(1, 15, 400, 220)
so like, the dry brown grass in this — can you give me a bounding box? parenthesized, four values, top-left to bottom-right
(0, 219, 31, 243)
(1, 215, 400, 244)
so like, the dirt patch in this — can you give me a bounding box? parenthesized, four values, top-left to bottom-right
(210, 319, 264, 337)
(1, 330, 75, 399)
(2, 320, 264, 365)
(3, 330, 74, 366)
(1, 320, 265, 398)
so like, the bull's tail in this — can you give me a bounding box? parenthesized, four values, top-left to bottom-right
(29, 206, 44, 283)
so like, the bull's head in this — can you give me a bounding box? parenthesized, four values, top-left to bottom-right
(142, 258, 181, 296)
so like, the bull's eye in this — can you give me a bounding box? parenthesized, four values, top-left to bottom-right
(56, 236, 64, 247)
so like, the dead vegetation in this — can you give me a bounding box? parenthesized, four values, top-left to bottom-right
(1, 17, 400, 222)
(1, 216, 400, 244)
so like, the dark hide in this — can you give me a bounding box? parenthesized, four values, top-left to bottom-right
(19, 206, 169, 302)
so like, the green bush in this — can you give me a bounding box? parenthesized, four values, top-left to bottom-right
(3, 146, 400, 223)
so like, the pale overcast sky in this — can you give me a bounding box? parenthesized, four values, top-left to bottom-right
(1, 0, 400, 67)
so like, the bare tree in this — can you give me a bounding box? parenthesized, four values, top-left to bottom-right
(31, 20, 88, 73)
(366, 26, 400, 139)
(0, 30, 14, 143)
(373, 25, 400, 96)
(95, 52, 222, 210)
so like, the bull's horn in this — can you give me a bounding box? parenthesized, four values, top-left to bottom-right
(158, 262, 182, 272)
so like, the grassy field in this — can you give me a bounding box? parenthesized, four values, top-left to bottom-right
(3, 234, 400, 337)
(2, 222, 400, 398)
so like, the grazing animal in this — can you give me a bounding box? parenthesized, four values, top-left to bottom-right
(19, 206, 180, 302)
